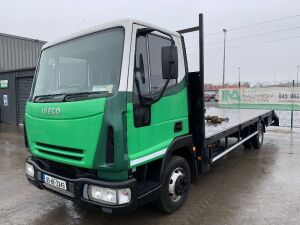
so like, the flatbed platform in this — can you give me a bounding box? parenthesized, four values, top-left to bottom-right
(205, 107, 275, 144)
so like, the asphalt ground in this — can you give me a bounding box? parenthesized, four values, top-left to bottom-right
(0, 124, 300, 225)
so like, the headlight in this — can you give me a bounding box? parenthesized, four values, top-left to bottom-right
(89, 186, 117, 204)
(88, 185, 131, 205)
(26, 163, 34, 177)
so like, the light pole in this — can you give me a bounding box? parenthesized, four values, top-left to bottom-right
(297, 65, 300, 86)
(238, 67, 241, 88)
(222, 29, 227, 87)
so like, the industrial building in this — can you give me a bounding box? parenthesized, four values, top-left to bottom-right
(0, 33, 45, 125)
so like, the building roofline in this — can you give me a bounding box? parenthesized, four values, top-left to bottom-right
(0, 67, 36, 74)
(0, 32, 46, 44)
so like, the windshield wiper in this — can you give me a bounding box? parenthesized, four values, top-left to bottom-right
(62, 91, 109, 102)
(34, 93, 67, 102)
(34, 91, 109, 103)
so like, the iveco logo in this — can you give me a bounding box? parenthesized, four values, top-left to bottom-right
(41, 108, 61, 115)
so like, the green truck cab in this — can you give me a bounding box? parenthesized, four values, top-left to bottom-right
(25, 15, 278, 213)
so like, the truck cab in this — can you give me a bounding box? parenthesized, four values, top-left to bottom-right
(25, 19, 192, 213)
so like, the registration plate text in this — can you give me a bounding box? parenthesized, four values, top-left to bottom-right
(43, 174, 67, 190)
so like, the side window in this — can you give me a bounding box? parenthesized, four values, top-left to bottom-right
(133, 36, 150, 104)
(133, 31, 178, 104)
(148, 34, 176, 93)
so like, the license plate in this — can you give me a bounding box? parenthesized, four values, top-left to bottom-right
(43, 174, 67, 190)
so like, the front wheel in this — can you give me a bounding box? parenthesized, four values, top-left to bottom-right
(157, 156, 191, 213)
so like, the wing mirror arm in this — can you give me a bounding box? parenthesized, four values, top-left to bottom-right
(146, 58, 175, 105)
(145, 41, 178, 105)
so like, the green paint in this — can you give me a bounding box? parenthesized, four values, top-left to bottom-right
(93, 91, 129, 180)
(26, 93, 130, 181)
(221, 89, 240, 102)
(127, 87, 189, 167)
(26, 98, 105, 169)
(97, 170, 129, 181)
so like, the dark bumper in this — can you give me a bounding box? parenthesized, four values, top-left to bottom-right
(26, 156, 151, 213)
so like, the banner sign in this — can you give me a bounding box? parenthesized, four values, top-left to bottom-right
(219, 87, 300, 111)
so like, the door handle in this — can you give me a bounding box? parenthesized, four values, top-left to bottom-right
(174, 121, 183, 132)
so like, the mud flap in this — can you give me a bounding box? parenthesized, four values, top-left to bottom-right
(198, 146, 210, 173)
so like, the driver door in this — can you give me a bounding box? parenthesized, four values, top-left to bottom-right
(126, 25, 189, 168)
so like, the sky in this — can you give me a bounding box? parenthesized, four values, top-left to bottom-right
(0, 0, 299, 84)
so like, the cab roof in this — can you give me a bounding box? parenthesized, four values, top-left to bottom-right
(42, 18, 180, 50)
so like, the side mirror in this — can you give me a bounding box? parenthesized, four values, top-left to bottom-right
(161, 46, 178, 80)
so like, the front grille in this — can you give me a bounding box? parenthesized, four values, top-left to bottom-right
(36, 142, 84, 161)
(33, 156, 97, 179)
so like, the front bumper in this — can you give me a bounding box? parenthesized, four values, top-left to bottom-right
(26, 156, 147, 213)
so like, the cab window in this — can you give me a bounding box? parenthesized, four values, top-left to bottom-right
(133, 32, 177, 104)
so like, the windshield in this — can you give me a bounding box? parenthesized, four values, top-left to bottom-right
(32, 27, 125, 102)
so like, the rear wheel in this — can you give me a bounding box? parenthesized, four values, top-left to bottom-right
(157, 156, 191, 213)
(252, 123, 264, 149)
(243, 123, 264, 149)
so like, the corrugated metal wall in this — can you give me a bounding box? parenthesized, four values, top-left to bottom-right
(0, 33, 45, 71)
(16, 76, 34, 124)
(0, 68, 35, 124)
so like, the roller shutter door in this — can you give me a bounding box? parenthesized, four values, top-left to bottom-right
(16, 77, 33, 124)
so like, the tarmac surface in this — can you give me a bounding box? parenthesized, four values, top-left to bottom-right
(0, 124, 300, 225)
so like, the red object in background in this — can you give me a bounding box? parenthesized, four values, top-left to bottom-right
(204, 93, 212, 102)
(204, 83, 250, 91)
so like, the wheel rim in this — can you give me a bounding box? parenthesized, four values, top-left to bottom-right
(168, 167, 188, 202)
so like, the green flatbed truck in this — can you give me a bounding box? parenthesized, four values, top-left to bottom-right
(25, 14, 279, 213)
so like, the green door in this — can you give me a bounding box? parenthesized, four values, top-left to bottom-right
(127, 26, 189, 168)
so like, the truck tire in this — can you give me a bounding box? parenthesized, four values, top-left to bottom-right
(157, 156, 191, 213)
(251, 123, 264, 149)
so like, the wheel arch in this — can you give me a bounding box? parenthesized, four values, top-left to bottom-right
(260, 119, 266, 132)
(160, 135, 197, 183)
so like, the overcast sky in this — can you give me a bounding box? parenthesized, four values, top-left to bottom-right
(0, 0, 299, 84)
